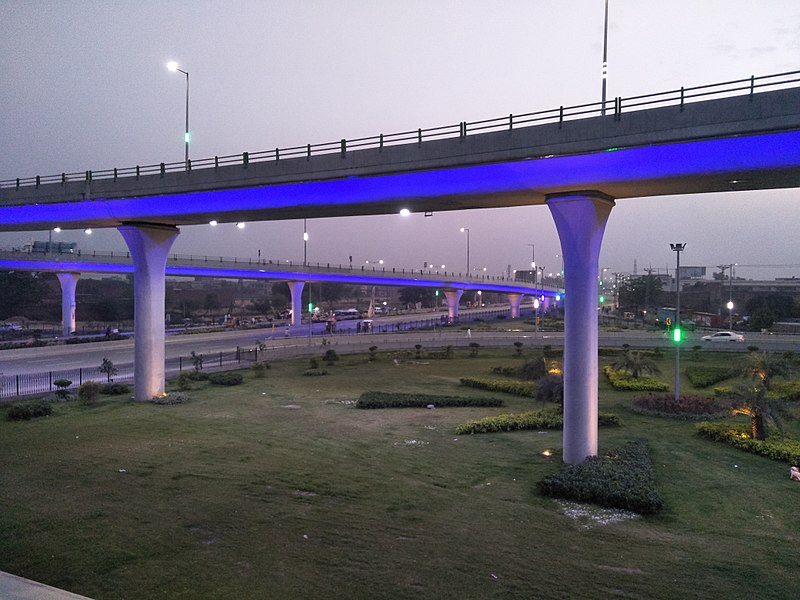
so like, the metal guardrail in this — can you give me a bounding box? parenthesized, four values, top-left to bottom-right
(2, 70, 798, 191)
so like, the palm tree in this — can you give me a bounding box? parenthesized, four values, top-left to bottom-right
(734, 352, 792, 440)
(611, 350, 661, 379)
(740, 352, 790, 391)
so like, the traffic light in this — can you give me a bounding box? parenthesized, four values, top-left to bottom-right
(308, 302, 314, 313)
(435, 290, 439, 297)
(598, 295, 605, 304)
(672, 326, 682, 343)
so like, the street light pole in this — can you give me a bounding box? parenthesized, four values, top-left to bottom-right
(527, 243, 536, 286)
(167, 61, 190, 170)
(671, 243, 686, 401)
(303, 219, 308, 267)
(601, 0, 609, 115)
(460, 227, 470, 275)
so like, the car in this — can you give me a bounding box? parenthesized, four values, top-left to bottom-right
(701, 331, 744, 343)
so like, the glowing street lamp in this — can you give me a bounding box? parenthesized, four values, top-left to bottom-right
(460, 227, 470, 275)
(727, 300, 734, 331)
(166, 60, 190, 170)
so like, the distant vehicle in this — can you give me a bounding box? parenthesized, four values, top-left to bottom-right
(701, 331, 745, 343)
(333, 309, 361, 320)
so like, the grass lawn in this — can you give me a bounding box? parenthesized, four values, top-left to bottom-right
(1, 347, 799, 599)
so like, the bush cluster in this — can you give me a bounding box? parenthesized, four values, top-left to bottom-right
(64, 333, 128, 344)
(455, 408, 619, 435)
(356, 391, 503, 409)
(685, 366, 737, 388)
(537, 439, 664, 515)
(152, 392, 189, 405)
(696, 422, 800, 464)
(460, 377, 535, 397)
(768, 381, 800, 401)
(630, 394, 733, 420)
(101, 382, 131, 395)
(489, 366, 518, 377)
(303, 369, 329, 376)
(6, 399, 53, 421)
(251, 362, 270, 378)
(604, 367, 669, 392)
(78, 381, 102, 405)
(208, 372, 244, 386)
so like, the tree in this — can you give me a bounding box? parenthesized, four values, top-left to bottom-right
(99, 357, 118, 382)
(734, 352, 792, 440)
(617, 274, 662, 314)
(398, 287, 436, 308)
(319, 282, 347, 310)
(0, 272, 54, 320)
(611, 350, 661, 379)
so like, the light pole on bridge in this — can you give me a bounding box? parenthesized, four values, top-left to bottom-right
(167, 61, 190, 171)
(460, 227, 470, 276)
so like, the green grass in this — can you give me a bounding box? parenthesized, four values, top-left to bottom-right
(1, 348, 799, 599)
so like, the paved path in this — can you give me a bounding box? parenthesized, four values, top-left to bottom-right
(0, 571, 92, 599)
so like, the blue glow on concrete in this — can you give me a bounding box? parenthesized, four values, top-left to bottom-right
(0, 259, 555, 296)
(2, 129, 799, 229)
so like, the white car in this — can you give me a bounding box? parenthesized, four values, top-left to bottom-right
(701, 331, 745, 343)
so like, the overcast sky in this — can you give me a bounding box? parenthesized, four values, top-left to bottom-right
(1, 1, 798, 280)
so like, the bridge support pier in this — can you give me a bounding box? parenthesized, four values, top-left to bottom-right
(55, 272, 80, 337)
(547, 192, 615, 464)
(443, 289, 464, 324)
(118, 223, 180, 401)
(287, 281, 305, 327)
(507, 293, 523, 319)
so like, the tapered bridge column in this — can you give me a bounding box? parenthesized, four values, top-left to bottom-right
(56, 272, 80, 336)
(118, 224, 180, 401)
(547, 192, 615, 464)
(287, 281, 305, 327)
(443, 289, 464, 324)
(508, 293, 523, 319)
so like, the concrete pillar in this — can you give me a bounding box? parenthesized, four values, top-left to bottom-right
(56, 272, 80, 337)
(118, 223, 180, 401)
(508, 293, 523, 319)
(287, 281, 305, 326)
(443, 289, 464, 323)
(546, 192, 615, 464)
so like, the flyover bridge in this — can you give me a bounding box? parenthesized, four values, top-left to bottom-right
(2, 70, 799, 463)
(0, 249, 556, 335)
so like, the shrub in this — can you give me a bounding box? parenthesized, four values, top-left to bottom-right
(357, 391, 503, 409)
(208, 372, 244, 386)
(630, 394, 732, 420)
(747, 346, 759, 353)
(176, 371, 193, 391)
(468, 342, 480, 357)
(696, 422, 800, 464)
(604, 367, 669, 392)
(303, 369, 328, 376)
(78, 381, 102, 405)
(455, 408, 619, 435)
(99, 357, 118, 382)
(414, 344, 423, 359)
(768, 380, 800, 402)
(152, 391, 189, 405)
(490, 366, 517, 377)
(251, 362, 269, 378)
(519, 355, 547, 381)
(53, 379, 72, 400)
(101, 382, 131, 395)
(368, 346, 378, 361)
(190, 351, 204, 372)
(460, 377, 535, 397)
(536, 374, 564, 405)
(323, 349, 339, 365)
(685, 366, 737, 388)
(6, 399, 53, 421)
(188, 371, 209, 382)
(309, 358, 319, 369)
(537, 439, 664, 515)
(513, 341, 524, 356)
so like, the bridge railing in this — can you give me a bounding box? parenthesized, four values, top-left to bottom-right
(3, 69, 798, 191)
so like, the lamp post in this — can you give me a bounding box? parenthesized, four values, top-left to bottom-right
(526, 243, 536, 286)
(460, 227, 470, 275)
(670, 243, 686, 401)
(727, 300, 734, 331)
(601, 0, 609, 115)
(166, 61, 190, 170)
(303, 219, 308, 267)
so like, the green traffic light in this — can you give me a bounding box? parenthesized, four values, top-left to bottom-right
(184, 132, 192, 143)
(308, 302, 314, 312)
(673, 327, 682, 343)
(598, 295, 605, 304)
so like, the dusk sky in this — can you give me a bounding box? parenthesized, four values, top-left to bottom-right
(1, 1, 798, 281)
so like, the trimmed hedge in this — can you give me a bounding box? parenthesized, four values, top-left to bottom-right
(604, 367, 669, 392)
(630, 394, 733, 420)
(460, 377, 535, 397)
(455, 408, 620, 435)
(696, 422, 800, 464)
(768, 381, 800, 401)
(685, 366, 737, 388)
(6, 400, 53, 421)
(356, 391, 504, 409)
(537, 439, 664, 515)
(101, 382, 131, 396)
(208, 372, 244, 386)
